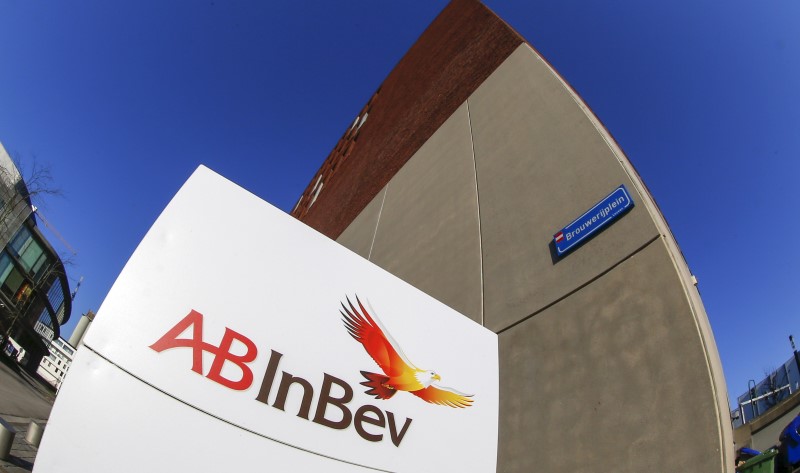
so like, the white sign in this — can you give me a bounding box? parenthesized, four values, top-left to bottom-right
(35, 166, 499, 472)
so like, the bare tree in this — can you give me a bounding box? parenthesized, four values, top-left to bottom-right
(0, 153, 62, 243)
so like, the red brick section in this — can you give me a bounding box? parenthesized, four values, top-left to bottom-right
(292, 0, 524, 239)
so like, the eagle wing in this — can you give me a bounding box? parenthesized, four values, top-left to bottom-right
(341, 296, 416, 379)
(411, 384, 474, 408)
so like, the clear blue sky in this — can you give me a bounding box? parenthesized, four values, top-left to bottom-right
(1, 0, 798, 407)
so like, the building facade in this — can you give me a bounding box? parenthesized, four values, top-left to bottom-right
(36, 310, 95, 389)
(292, 1, 733, 471)
(0, 142, 72, 370)
(37, 336, 76, 389)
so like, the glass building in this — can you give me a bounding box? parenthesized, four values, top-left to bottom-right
(0, 142, 71, 370)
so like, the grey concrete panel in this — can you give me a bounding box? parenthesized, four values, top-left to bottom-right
(368, 103, 483, 323)
(468, 44, 660, 332)
(751, 402, 800, 451)
(497, 240, 723, 473)
(336, 187, 386, 260)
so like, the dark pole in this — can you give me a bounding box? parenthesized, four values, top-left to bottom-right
(790, 335, 800, 376)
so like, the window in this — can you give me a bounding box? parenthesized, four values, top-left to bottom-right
(0, 253, 13, 284)
(357, 112, 368, 130)
(9, 227, 49, 280)
(10, 227, 32, 254)
(0, 259, 25, 302)
(308, 176, 324, 209)
(14, 281, 32, 304)
(47, 280, 66, 322)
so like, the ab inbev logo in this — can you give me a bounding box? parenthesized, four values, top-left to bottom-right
(149, 295, 473, 447)
(39, 168, 498, 472)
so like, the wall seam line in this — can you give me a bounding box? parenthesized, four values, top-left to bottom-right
(367, 186, 389, 261)
(466, 99, 486, 327)
(496, 234, 660, 335)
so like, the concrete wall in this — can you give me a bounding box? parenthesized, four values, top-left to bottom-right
(752, 404, 800, 451)
(334, 43, 732, 472)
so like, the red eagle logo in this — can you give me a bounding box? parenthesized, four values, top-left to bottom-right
(340, 296, 473, 408)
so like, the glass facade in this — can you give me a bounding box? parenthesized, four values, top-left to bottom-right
(46, 277, 66, 324)
(0, 225, 60, 309)
(0, 220, 71, 366)
(0, 252, 26, 301)
(10, 226, 50, 281)
(731, 355, 800, 427)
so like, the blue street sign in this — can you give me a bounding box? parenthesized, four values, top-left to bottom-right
(553, 185, 634, 256)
